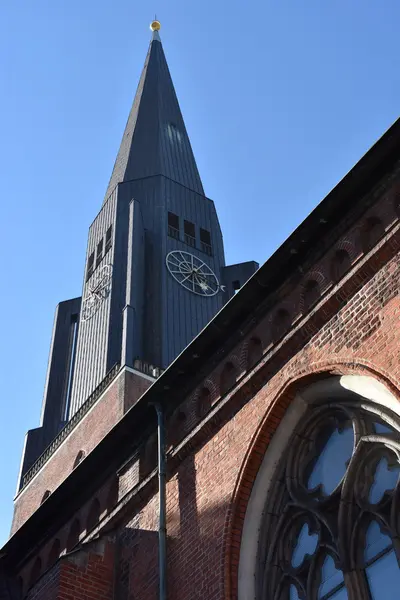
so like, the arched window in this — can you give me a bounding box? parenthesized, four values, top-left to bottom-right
(40, 490, 51, 505)
(140, 434, 158, 478)
(330, 249, 351, 282)
(47, 538, 61, 568)
(302, 280, 320, 312)
(247, 337, 263, 370)
(220, 362, 237, 396)
(28, 557, 42, 588)
(197, 387, 212, 418)
(361, 216, 384, 253)
(66, 519, 80, 552)
(86, 498, 101, 532)
(106, 476, 119, 513)
(252, 380, 400, 600)
(73, 450, 85, 469)
(168, 410, 187, 447)
(271, 308, 291, 343)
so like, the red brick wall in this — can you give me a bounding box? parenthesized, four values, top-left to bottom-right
(24, 540, 114, 600)
(112, 225, 400, 599)
(11, 369, 151, 535)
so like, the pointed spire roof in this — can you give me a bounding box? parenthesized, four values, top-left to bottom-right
(103, 22, 204, 203)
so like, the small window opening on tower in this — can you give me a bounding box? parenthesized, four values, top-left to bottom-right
(200, 228, 212, 255)
(184, 220, 196, 247)
(96, 238, 104, 267)
(105, 225, 112, 254)
(233, 280, 241, 294)
(86, 252, 95, 281)
(168, 212, 180, 240)
(166, 122, 182, 144)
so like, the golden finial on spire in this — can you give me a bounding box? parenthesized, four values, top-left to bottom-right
(150, 19, 161, 31)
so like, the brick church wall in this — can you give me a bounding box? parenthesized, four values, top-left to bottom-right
(11, 170, 400, 598)
(24, 540, 114, 600)
(11, 369, 152, 535)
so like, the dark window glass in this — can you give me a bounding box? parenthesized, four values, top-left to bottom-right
(105, 225, 112, 253)
(168, 212, 180, 240)
(200, 228, 212, 255)
(184, 220, 196, 247)
(184, 220, 195, 237)
(86, 252, 95, 281)
(96, 239, 103, 267)
(200, 228, 211, 245)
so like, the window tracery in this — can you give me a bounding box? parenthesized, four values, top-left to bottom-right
(257, 398, 400, 600)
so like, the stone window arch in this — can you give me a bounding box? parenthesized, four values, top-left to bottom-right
(197, 387, 212, 418)
(302, 280, 320, 312)
(106, 476, 119, 513)
(73, 450, 85, 469)
(86, 498, 101, 532)
(47, 538, 61, 568)
(271, 308, 292, 343)
(330, 249, 351, 282)
(246, 337, 263, 370)
(361, 216, 384, 253)
(220, 362, 238, 396)
(66, 518, 80, 552)
(140, 433, 158, 478)
(239, 375, 400, 600)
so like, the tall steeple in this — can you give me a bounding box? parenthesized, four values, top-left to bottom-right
(104, 21, 204, 204)
(16, 23, 258, 490)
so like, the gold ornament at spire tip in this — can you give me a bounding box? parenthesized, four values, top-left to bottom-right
(150, 20, 161, 31)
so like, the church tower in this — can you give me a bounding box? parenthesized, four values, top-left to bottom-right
(18, 22, 258, 487)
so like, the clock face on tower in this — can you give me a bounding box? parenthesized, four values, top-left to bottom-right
(81, 264, 113, 321)
(166, 250, 222, 296)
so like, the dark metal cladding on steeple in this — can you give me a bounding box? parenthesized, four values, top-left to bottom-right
(16, 23, 258, 489)
(103, 29, 204, 204)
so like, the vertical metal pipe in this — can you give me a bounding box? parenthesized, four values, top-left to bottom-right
(154, 403, 167, 600)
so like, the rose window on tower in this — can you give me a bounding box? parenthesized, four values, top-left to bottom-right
(257, 400, 400, 599)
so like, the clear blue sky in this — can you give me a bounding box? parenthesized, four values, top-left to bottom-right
(1, 0, 399, 545)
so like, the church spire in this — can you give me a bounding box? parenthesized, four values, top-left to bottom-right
(103, 21, 205, 204)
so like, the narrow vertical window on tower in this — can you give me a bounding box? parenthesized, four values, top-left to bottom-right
(86, 252, 94, 281)
(62, 313, 79, 421)
(184, 220, 196, 247)
(96, 238, 103, 268)
(254, 387, 400, 600)
(200, 228, 212, 255)
(166, 122, 182, 143)
(168, 212, 180, 240)
(105, 225, 112, 254)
